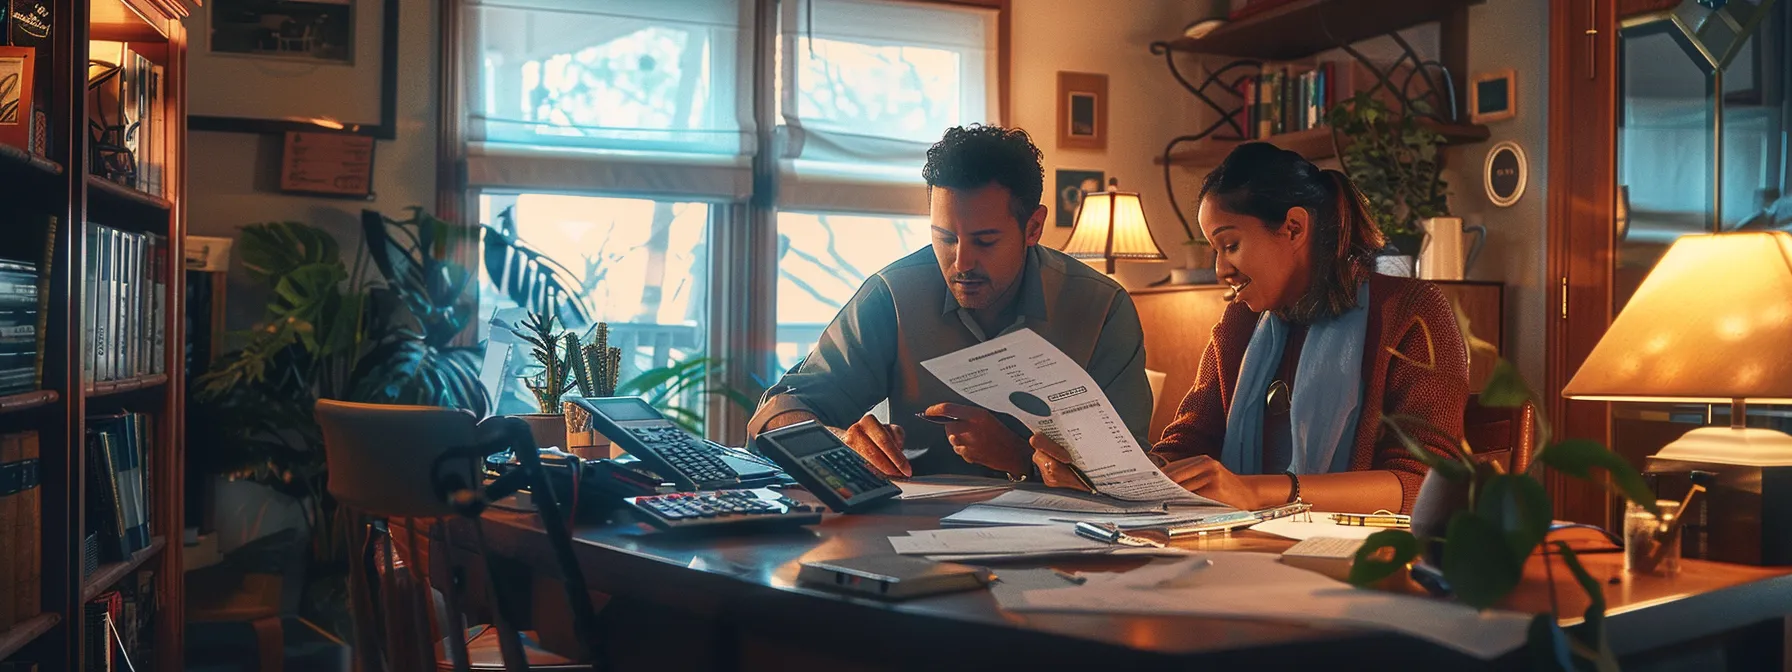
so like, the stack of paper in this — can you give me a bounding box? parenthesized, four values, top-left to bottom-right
(939, 489, 1234, 529)
(888, 524, 1196, 562)
(894, 475, 1014, 500)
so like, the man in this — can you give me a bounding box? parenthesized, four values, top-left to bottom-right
(747, 124, 1151, 479)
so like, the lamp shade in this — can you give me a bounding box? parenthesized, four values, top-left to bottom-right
(1063, 180, 1168, 273)
(1563, 232, 1792, 403)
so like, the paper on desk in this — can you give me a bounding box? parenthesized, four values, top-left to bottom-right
(895, 476, 1014, 500)
(941, 503, 1230, 529)
(981, 489, 1178, 515)
(920, 329, 1217, 505)
(1249, 512, 1388, 541)
(889, 525, 1195, 562)
(999, 553, 1532, 660)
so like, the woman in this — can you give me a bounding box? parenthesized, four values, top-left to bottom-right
(1031, 143, 1466, 514)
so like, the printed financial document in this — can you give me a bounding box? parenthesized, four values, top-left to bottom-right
(920, 329, 1218, 505)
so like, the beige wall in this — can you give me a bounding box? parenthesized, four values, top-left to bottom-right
(183, 0, 438, 553)
(1010, 0, 1215, 288)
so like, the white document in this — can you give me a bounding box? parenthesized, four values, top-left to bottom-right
(895, 476, 1013, 500)
(889, 525, 1195, 562)
(998, 553, 1532, 660)
(920, 329, 1215, 504)
(1249, 512, 1389, 541)
(940, 503, 1231, 529)
(980, 489, 1181, 515)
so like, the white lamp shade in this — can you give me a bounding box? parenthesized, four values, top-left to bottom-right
(1063, 189, 1168, 266)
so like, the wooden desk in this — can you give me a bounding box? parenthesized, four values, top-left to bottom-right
(453, 492, 1791, 671)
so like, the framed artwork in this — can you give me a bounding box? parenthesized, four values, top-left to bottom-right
(1055, 169, 1105, 228)
(1483, 141, 1527, 208)
(1469, 69, 1516, 124)
(1057, 72, 1107, 151)
(280, 131, 377, 198)
(188, 0, 399, 139)
(0, 47, 34, 149)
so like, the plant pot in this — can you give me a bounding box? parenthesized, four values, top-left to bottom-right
(563, 401, 617, 460)
(1408, 461, 1502, 567)
(1386, 232, 1423, 257)
(1182, 241, 1214, 269)
(516, 413, 566, 450)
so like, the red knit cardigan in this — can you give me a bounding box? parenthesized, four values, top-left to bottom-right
(1152, 274, 1469, 513)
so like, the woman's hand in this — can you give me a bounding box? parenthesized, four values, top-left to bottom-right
(1161, 455, 1270, 510)
(1027, 435, 1090, 492)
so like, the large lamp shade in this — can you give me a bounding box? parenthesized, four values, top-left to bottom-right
(1563, 231, 1792, 465)
(1063, 178, 1167, 274)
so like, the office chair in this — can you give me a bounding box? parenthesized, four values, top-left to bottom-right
(1462, 394, 1538, 473)
(316, 400, 605, 671)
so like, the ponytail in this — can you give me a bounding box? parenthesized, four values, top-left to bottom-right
(1198, 144, 1385, 323)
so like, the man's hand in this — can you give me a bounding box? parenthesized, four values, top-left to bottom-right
(1028, 434, 1090, 492)
(928, 403, 1031, 477)
(841, 414, 911, 478)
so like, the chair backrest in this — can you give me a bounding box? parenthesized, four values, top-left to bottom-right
(1462, 394, 1538, 473)
(315, 399, 484, 519)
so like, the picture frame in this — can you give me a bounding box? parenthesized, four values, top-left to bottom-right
(1469, 68, 1516, 124)
(1055, 169, 1105, 228)
(280, 131, 377, 199)
(188, 0, 399, 140)
(1483, 140, 1527, 208)
(0, 46, 35, 150)
(1057, 72, 1107, 151)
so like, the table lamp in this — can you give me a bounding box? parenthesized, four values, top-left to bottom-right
(1063, 178, 1168, 274)
(1562, 231, 1792, 465)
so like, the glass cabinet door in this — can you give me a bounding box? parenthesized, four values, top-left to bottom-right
(1610, 0, 1788, 492)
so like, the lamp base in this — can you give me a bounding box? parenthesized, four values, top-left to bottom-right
(1655, 426, 1792, 466)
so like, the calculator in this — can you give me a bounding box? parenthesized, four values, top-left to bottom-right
(566, 396, 740, 491)
(625, 488, 823, 531)
(753, 421, 901, 513)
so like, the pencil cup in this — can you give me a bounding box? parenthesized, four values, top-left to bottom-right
(564, 401, 616, 460)
(1624, 499, 1681, 575)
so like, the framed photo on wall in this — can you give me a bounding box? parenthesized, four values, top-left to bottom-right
(188, 0, 399, 139)
(1055, 169, 1104, 228)
(1057, 72, 1107, 151)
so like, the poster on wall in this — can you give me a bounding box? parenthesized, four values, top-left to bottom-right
(189, 0, 398, 139)
(1055, 169, 1104, 228)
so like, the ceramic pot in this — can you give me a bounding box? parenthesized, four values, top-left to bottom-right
(1408, 461, 1501, 567)
(516, 413, 565, 451)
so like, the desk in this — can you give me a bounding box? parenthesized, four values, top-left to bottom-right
(447, 492, 1792, 671)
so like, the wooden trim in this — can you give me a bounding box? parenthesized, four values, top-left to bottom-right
(1546, 0, 1618, 526)
(1617, 0, 1681, 20)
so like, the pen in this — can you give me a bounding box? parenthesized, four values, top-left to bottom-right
(1051, 568, 1087, 585)
(914, 412, 961, 424)
(1330, 512, 1411, 529)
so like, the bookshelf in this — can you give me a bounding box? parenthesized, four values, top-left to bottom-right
(1163, 0, 1486, 60)
(0, 1, 189, 671)
(1154, 121, 1492, 167)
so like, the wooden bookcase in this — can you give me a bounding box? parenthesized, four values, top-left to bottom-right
(0, 0, 188, 669)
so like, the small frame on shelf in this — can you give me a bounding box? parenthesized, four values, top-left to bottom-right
(0, 46, 37, 150)
(1470, 68, 1517, 124)
(1057, 72, 1107, 151)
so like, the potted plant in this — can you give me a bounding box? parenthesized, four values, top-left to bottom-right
(1326, 91, 1451, 276)
(1346, 310, 1659, 669)
(509, 310, 623, 454)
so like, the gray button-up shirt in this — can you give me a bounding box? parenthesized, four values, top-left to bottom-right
(748, 245, 1151, 477)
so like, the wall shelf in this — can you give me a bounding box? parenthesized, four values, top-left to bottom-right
(87, 175, 174, 213)
(0, 613, 62, 661)
(0, 389, 59, 415)
(85, 374, 169, 398)
(1165, 0, 1485, 60)
(1156, 121, 1490, 168)
(0, 143, 65, 177)
(82, 537, 167, 603)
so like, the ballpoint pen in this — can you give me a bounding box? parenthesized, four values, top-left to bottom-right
(1330, 511, 1411, 529)
(914, 412, 961, 424)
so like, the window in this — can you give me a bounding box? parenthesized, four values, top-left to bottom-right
(462, 0, 1004, 438)
(773, 211, 931, 374)
(478, 194, 711, 418)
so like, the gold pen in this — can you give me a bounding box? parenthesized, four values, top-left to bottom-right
(1331, 512, 1411, 529)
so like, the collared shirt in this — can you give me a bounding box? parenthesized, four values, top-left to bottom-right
(748, 245, 1151, 477)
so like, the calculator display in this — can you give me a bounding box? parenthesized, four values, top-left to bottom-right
(776, 425, 840, 458)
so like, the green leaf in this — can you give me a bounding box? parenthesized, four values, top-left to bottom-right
(1442, 511, 1524, 609)
(1554, 542, 1619, 672)
(1527, 612, 1576, 672)
(1478, 360, 1535, 407)
(1347, 529, 1420, 586)
(1474, 475, 1553, 565)
(1536, 439, 1658, 516)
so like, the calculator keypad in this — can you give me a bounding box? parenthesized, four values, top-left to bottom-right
(628, 489, 821, 530)
(800, 449, 887, 502)
(631, 425, 738, 485)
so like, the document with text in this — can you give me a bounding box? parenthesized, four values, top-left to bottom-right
(920, 329, 1220, 505)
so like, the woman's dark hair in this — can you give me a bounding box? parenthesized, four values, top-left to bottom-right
(1196, 142, 1386, 323)
(922, 124, 1044, 228)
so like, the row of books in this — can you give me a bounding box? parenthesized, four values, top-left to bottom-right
(0, 259, 45, 396)
(82, 224, 168, 385)
(85, 572, 155, 672)
(1232, 61, 1441, 140)
(0, 431, 41, 633)
(89, 41, 168, 197)
(87, 412, 153, 565)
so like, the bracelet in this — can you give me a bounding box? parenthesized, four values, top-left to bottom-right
(1284, 471, 1301, 504)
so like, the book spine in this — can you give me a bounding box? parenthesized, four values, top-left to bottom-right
(16, 431, 37, 624)
(0, 432, 16, 630)
(33, 215, 54, 391)
(82, 222, 96, 385)
(151, 234, 164, 374)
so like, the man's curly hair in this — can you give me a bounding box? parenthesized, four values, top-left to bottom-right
(922, 124, 1044, 228)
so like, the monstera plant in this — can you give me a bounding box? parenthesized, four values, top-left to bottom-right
(191, 207, 488, 635)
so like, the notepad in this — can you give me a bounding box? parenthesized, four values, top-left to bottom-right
(1280, 536, 1366, 581)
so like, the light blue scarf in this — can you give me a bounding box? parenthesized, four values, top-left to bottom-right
(1220, 283, 1370, 476)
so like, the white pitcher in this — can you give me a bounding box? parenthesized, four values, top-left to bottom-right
(1417, 217, 1487, 281)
